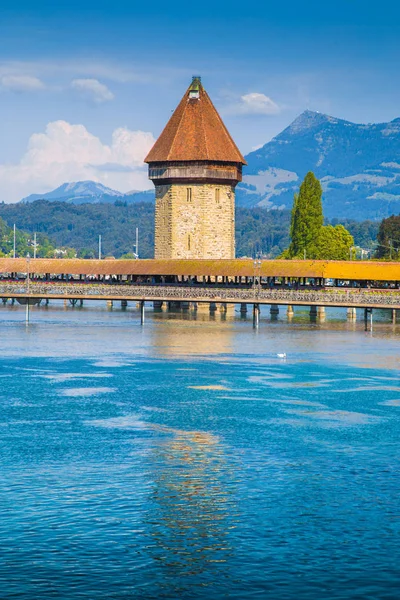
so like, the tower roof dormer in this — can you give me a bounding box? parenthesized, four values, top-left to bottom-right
(145, 76, 246, 165)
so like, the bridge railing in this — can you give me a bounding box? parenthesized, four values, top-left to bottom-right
(1, 281, 400, 307)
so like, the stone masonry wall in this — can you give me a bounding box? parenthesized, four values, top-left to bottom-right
(154, 183, 235, 259)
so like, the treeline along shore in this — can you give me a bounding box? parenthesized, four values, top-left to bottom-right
(0, 199, 379, 260)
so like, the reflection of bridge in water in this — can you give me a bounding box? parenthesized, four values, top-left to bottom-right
(1, 258, 400, 326)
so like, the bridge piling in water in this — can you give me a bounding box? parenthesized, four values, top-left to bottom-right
(253, 303, 260, 328)
(140, 300, 145, 324)
(392, 309, 396, 323)
(270, 305, 279, 319)
(364, 307, 373, 331)
(347, 307, 357, 320)
(287, 305, 294, 319)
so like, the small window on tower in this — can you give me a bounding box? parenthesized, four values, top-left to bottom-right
(188, 234, 191, 251)
(187, 188, 192, 203)
(215, 188, 220, 203)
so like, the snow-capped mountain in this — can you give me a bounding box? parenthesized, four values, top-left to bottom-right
(21, 181, 123, 204)
(237, 110, 400, 220)
(20, 181, 154, 205)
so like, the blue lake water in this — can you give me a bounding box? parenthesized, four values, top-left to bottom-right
(1, 302, 400, 599)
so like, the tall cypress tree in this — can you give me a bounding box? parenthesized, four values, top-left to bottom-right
(288, 171, 323, 258)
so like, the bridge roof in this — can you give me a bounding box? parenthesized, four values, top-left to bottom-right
(1, 258, 400, 281)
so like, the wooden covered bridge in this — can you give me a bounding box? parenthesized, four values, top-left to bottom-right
(1, 257, 400, 324)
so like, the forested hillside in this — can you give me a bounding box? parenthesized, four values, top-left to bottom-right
(0, 217, 73, 258)
(0, 200, 379, 259)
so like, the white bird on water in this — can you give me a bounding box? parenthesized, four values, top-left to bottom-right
(277, 353, 287, 359)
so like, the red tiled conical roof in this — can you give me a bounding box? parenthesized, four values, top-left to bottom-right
(145, 78, 246, 165)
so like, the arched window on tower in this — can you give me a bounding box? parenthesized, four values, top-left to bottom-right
(215, 188, 220, 203)
(187, 188, 192, 203)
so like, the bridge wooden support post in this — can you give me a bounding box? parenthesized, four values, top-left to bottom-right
(181, 301, 190, 311)
(191, 302, 198, 312)
(168, 301, 181, 311)
(45, 299, 49, 306)
(153, 300, 163, 311)
(317, 306, 326, 321)
(2, 298, 7, 305)
(121, 300, 128, 309)
(287, 305, 294, 319)
(392, 309, 396, 324)
(25, 300, 30, 324)
(140, 300, 145, 325)
(253, 303, 260, 328)
(240, 303, 247, 317)
(79, 299, 83, 307)
(209, 302, 217, 313)
(220, 302, 227, 313)
(11, 298, 15, 305)
(107, 300, 113, 309)
(364, 308, 373, 331)
(310, 305, 317, 320)
(270, 305, 279, 319)
(347, 307, 357, 320)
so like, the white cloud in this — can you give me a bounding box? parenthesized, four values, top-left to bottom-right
(71, 78, 114, 103)
(224, 92, 280, 116)
(1, 75, 45, 92)
(238, 93, 280, 115)
(0, 120, 156, 202)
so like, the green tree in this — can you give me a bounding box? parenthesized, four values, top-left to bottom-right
(316, 225, 354, 260)
(375, 215, 400, 259)
(288, 172, 323, 258)
(289, 192, 298, 240)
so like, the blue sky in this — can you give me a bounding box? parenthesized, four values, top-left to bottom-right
(0, 0, 399, 200)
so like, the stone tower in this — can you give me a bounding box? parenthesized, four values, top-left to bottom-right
(145, 77, 246, 259)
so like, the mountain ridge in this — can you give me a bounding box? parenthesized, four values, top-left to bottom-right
(238, 110, 400, 219)
(21, 181, 154, 205)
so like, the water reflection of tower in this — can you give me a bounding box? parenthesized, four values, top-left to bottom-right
(149, 315, 234, 357)
(144, 427, 239, 597)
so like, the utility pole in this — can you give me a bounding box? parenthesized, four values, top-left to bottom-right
(134, 227, 139, 259)
(33, 232, 37, 259)
(389, 239, 392, 261)
(26, 253, 30, 324)
(99, 235, 102, 260)
(13, 224, 16, 258)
